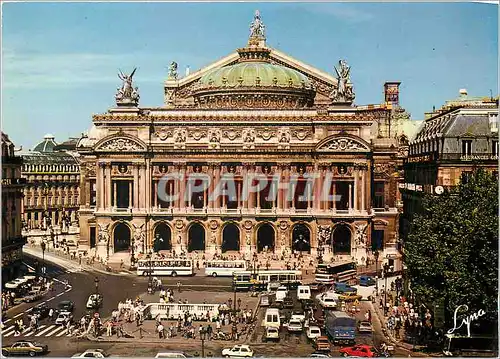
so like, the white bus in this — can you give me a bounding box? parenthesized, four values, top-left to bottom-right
(232, 270, 303, 291)
(136, 258, 194, 277)
(204, 260, 247, 277)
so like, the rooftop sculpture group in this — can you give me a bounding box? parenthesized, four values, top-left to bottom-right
(330, 60, 355, 104)
(115, 68, 140, 106)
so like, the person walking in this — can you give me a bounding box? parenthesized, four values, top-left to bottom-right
(157, 323, 164, 339)
(66, 320, 72, 335)
(107, 321, 113, 336)
(48, 308, 54, 321)
(177, 281, 182, 293)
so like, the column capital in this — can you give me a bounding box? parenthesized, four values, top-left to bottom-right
(241, 161, 255, 166)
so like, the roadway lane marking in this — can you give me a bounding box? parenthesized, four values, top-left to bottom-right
(56, 293, 64, 297)
(35, 325, 55, 336)
(3, 329, 16, 337)
(21, 327, 32, 334)
(46, 297, 54, 302)
(4, 319, 11, 323)
(13, 313, 24, 319)
(2, 325, 15, 332)
(56, 325, 72, 336)
(24, 325, 46, 337)
(45, 326, 64, 337)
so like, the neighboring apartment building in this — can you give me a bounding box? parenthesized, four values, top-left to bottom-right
(20, 134, 80, 231)
(2, 132, 26, 282)
(400, 89, 499, 243)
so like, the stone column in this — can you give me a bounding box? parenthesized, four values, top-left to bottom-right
(237, 181, 242, 209)
(277, 165, 283, 210)
(98, 162, 105, 210)
(247, 164, 255, 210)
(154, 181, 158, 208)
(283, 164, 290, 210)
(113, 182, 117, 208)
(332, 172, 336, 211)
(208, 164, 214, 210)
(214, 164, 221, 209)
(133, 164, 139, 209)
(106, 164, 112, 210)
(146, 161, 152, 211)
(348, 183, 352, 210)
(128, 181, 133, 208)
(242, 165, 248, 211)
(353, 168, 359, 211)
(179, 163, 186, 209)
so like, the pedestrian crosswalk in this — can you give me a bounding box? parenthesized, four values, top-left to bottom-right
(2, 324, 75, 338)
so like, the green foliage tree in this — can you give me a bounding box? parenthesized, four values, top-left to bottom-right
(405, 169, 498, 331)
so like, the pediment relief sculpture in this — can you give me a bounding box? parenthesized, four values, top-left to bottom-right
(96, 137, 146, 152)
(317, 137, 370, 152)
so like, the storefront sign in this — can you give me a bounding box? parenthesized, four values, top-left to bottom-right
(460, 155, 498, 161)
(408, 155, 432, 163)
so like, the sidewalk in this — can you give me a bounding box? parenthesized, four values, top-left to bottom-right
(23, 245, 131, 277)
(370, 294, 428, 356)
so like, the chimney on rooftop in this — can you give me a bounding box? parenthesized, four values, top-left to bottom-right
(384, 82, 401, 106)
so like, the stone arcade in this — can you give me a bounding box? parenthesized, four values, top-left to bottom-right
(77, 11, 410, 270)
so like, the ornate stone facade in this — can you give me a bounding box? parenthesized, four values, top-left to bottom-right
(77, 12, 409, 269)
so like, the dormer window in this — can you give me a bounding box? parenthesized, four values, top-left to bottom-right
(489, 113, 498, 132)
(462, 140, 472, 156)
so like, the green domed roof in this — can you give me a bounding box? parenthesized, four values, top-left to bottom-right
(199, 61, 311, 88)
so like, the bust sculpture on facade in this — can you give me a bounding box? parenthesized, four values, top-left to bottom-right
(330, 60, 355, 103)
(98, 223, 110, 244)
(115, 68, 140, 106)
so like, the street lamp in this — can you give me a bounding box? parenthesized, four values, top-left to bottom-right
(94, 277, 100, 313)
(200, 328, 206, 357)
(40, 240, 46, 277)
(383, 262, 390, 316)
(374, 250, 380, 294)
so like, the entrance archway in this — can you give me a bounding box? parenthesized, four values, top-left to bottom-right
(222, 223, 240, 252)
(153, 223, 172, 252)
(332, 224, 352, 254)
(188, 223, 205, 252)
(257, 223, 275, 252)
(292, 224, 311, 253)
(113, 222, 131, 252)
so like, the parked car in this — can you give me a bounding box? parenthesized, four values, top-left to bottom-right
(339, 344, 378, 358)
(315, 336, 332, 352)
(306, 326, 322, 341)
(221, 345, 254, 358)
(358, 275, 375, 287)
(2, 341, 49, 357)
(154, 353, 191, 359)
(72, 349, 109, 358)
(286, 319, 303, 333)
(57, 300, 74, 312)
(309, 352, 332, 358)
(339, 292, 363, 302)
(86, 294, 103, 309)
(31, 304, 50, 320)
(267, 281, 281, 292)
(55, 311, 73, 325)
(306, 282, 324, 292)
(263, 326, 280, 342)
(358, 321, 373, 334)
(333, 282, 357, 294)
(65, 239, 79, 253)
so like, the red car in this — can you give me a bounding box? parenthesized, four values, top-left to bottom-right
(339, 344, 377, 358)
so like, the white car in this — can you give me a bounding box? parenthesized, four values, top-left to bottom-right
(358, 321, 373, 333)
(264, 326, 280, 342)
(317, 293, 338, 309)
(286, 319, 303, 333)
(55, 311, 73, 325)
(221, 345, 254, 358)
(71, 349, 109, 358)
(275, 286, 288, 302)
(307, 326, 322, 340)
(86, 294, 103, 309)
(291, 312, 305, 323)
(155, 352, 191, 358)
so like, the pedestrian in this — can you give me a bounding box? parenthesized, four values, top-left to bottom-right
(66, 320, 72, 335)
(157, 323, 164, 339)
(177, 281, 182, 293)
(48, 308, 54, 321)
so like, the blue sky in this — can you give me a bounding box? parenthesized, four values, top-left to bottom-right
(2, 2, 498, 149)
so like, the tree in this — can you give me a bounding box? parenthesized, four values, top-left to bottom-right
(404, 169, 498, 332)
